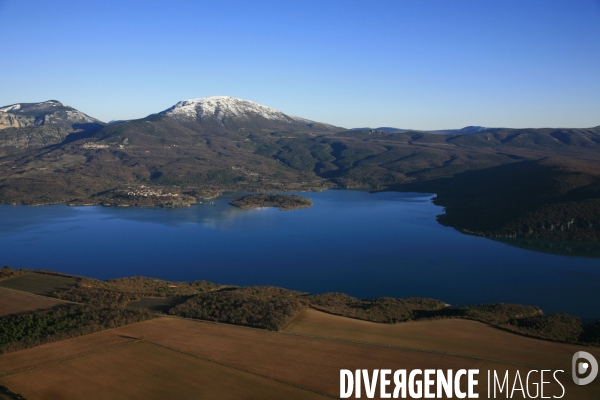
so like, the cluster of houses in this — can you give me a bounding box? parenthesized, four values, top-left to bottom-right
(126, 186, 179, 197)
(81, 142, 109, 149)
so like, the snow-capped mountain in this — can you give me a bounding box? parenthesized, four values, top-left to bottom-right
(0, 100, 102, 130)
(161, 96, 310, 124)
(150, 96, 343, 135)
(90, 96, 341, 159)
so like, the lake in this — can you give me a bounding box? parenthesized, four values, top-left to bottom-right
(1, 190, 599, 321)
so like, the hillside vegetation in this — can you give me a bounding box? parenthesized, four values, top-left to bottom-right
(77, 276, 223, 296)
(170, 287, 308, 330)
(0, 304, 154, 355)
(1, 118, 599, 244)
(388, 160, 600, 245)
(309, 293, 447, 323)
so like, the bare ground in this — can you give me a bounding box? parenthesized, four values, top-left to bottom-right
(0, 288, 66, 317)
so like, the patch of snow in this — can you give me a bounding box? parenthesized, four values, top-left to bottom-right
(65, 110, 96, 123)
(162, 96, 311, 124)
(44, 100, 65, 107)
(0, 104, 22, 113)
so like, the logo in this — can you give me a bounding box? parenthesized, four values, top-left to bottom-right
(572, 351, 598, 386)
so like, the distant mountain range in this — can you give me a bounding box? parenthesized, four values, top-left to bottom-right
(0, 97, 577, 154)
(351, 126, 502, 135)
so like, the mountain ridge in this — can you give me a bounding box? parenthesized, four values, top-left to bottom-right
(351, 126, 503, 135)
(0, 100, 102, 128)
(3, 97, 596, 138)
(0, 100, 104, 156)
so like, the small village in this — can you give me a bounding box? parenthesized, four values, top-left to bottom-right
(81, 142, 109, 149)
(126, 186, 179, 198)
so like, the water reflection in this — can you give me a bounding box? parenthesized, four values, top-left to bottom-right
(493, 237, 600, 258)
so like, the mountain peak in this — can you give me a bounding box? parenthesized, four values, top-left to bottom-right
(0, 100, 68, 114)
(0, 100, 103, 133)
(161, 96, 309, 124)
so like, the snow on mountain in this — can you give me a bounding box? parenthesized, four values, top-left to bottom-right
(0, 100, 105, 154)
(0, 104, 22, 113)
(0, 100, 66, 114)
(0, 100, 101, 128)
(161, 96, 311, 124)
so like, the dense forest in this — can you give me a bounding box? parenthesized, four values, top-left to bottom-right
(0, 304, 155, 355)
(309, 293, 447, 323)
(170, 287, 308, 330)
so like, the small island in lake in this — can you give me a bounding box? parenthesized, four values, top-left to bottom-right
(229, 194, 313, 211)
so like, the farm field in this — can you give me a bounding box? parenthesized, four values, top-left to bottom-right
(0, 313, 598, 398)
(0, 329, 136, 375)
(0, 340, 329, 400)
(113, 317, 483, 397)
(0, 273, 76, 296)
(0, 288, 65, 317)
(283, 309, 600, 370)
(0, 317, 482, 399)
(283, 309, 600, 399)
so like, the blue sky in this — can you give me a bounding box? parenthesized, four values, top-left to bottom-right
(1, 0, 599, 129)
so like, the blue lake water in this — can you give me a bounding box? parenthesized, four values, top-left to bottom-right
(1, 190, 599, 320)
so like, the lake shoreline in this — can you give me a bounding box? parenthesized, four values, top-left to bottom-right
(1, 190, 598, 321)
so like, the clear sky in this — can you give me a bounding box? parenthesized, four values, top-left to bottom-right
(1, 0, 599, 129)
